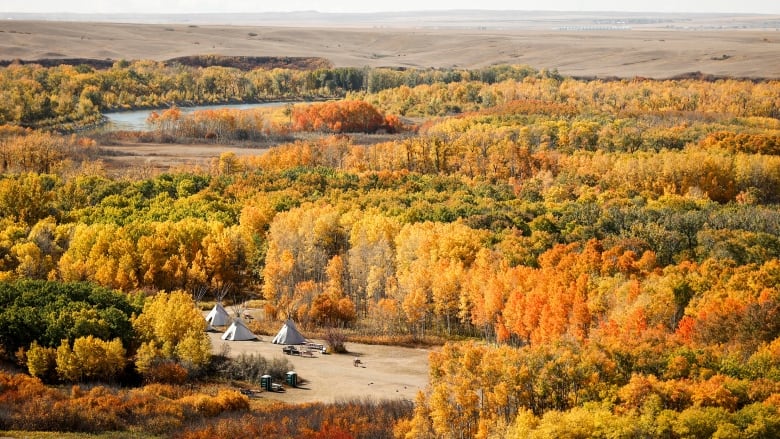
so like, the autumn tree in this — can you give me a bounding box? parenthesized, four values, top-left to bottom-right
(55, 335, 126, 382)
(132, 290, 211, 376)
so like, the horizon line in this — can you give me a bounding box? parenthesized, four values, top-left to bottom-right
(2, 9, 779, 16)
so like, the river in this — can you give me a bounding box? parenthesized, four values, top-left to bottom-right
(102, 102, 289, 131)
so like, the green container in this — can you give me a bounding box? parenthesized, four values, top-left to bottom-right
(285, 371, 297, 387)
(260, 374, 272, 391)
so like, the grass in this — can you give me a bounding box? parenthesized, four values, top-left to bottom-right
(244, 316, 448, 348)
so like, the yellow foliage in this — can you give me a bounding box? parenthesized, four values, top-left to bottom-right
(26, 341, 57, 379)
(56, 336, 126, 382)
(133, 290, 210, 371)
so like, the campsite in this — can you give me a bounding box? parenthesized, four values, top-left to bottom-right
(204, 314, 430, 404)
(206, 328, 431, 404)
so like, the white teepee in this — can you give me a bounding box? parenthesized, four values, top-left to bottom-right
(272, 319, 306, 345)
(221, 317, 258, 341)
(206, 302, 231, 327)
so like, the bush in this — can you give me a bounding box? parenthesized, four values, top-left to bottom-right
(325, 328, 348, 353)
(26, 341, 57, 382)
(143, 360, 189, 384)
(214, 352, 294, 383)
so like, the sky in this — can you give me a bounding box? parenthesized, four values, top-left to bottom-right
(2, 0, 780, 15)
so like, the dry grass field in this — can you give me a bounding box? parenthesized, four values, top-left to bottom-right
(1, 11, 779, 78)
(99, 142, 270, 174)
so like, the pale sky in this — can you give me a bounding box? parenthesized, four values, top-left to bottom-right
(2, 0, 780, 15)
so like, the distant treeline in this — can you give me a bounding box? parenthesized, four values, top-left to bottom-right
(0, 55, 332, 71)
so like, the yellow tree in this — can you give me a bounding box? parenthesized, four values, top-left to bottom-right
(431, 259, 464, 334)
(348, 213, 400, 315)
(132, 290, 210, 374)
(55, 336, 126, 382)
(26, 341, 57, 381)
(0, 172, 55, 225)
(202, 223, 247, 288)
(262, 203, 346, 310)
(462, 248, 508, 341)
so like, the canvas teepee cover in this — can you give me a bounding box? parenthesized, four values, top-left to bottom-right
(206, 302, 231, 327)
(272, 319, 306, 344)
(221, 318, 258, 341)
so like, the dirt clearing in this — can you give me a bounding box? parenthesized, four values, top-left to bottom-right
(100, 142, 269, 172)
(208, 331, 432, 404)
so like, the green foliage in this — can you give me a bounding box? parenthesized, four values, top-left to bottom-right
(0, 280, 138, 358)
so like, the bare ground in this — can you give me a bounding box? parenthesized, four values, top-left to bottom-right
(207, 331, 432, 404)
(99, 142, 269, 173)
(1, 15, 779, 78)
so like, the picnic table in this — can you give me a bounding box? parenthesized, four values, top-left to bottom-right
(282, 345, 300, 355)
(283, 344, 318, 357)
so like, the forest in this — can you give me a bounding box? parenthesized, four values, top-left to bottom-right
(0, 58, 779, 438)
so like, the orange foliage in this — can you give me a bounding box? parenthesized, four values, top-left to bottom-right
(0, 370, 251, 434)
(698, 131, 780, 155)
(292, 100, 397, 133)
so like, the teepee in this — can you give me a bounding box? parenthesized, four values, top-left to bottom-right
(205, 285, 231, 329)
(272, 319, 306, 345)
(221, 317, 258, 341)
(206, 302, 231, 328)
(194, 285, 215, 331)
(222, 299, 258, 341)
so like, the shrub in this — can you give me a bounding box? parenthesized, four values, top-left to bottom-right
(178, 390, 248, 417)
(26, 341, 57, 381)
(215, 352, 294, 383)
(143, 360, 189, 384)
(325, 328, 348, 353)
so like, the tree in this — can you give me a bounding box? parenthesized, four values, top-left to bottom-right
(55, 336, 126, 382)
(132, 290, 210, 375)
(26, 341, 57, 381)
(0, 173, 56, 225)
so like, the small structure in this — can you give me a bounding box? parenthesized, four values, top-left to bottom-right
(261, 375, 285, 392)
(271, 319, 306, 345)
(205, 302, 231, 328)
(286, 371, 298, 387)
(203, 284, 232, 330)
(260, 374, 272, 391)
(221, 317, 258, 341)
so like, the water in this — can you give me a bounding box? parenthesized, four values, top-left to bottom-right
(102, 102, 288, 131)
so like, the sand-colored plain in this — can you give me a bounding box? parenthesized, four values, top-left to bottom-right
(1, 16, 779, 78)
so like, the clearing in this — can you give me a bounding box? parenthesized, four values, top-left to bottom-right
(208, 331, 432, 404)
